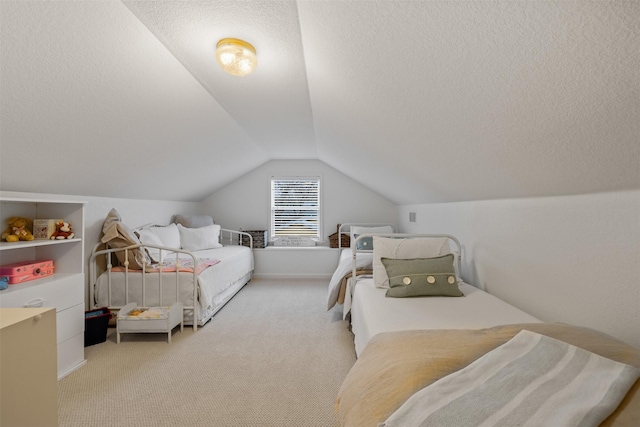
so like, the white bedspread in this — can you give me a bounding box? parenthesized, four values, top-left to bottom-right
(349, 278, 541, 356)
(326, 248, 373, 310)
(94, 245, 253, 314)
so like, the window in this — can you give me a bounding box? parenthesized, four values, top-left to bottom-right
(270, 176, 321, 240)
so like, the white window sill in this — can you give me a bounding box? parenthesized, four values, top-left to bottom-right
(258, 245, 336, 251)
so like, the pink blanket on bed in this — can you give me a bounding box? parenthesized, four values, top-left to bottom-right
(111, 258, 220, 273)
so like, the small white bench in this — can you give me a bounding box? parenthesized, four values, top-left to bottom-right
(117, 302, 183, 343)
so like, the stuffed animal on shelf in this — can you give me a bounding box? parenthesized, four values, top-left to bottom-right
(1, 217, 34, 242)
(50, 220, 75, 240)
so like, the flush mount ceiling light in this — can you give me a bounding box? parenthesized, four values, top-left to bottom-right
(216, 38, 257, 77)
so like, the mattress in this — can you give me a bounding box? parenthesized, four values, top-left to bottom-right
(350, 278, 541, 356)
(94, 245, 253, 323)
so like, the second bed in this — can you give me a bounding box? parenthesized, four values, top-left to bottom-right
(332, 233, 639, 426)
(333, 232, 540, 356)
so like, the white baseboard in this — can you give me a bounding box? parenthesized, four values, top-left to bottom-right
(252, 273, 332, 280)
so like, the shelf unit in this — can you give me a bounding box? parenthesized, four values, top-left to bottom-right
(0, 197, 86, 379)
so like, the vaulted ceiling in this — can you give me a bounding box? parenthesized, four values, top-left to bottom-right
(1, 1, 638, 205)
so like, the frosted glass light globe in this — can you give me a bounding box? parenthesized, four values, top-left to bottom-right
(216, 38, 257, 77)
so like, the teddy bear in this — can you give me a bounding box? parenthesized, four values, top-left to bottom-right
(1, 217, 34, 242)
(50, 220, 75, 240)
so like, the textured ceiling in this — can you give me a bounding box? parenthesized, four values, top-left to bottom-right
(1, 0, 638, 204)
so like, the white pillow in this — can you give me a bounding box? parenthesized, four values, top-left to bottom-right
(174, 214, 214, 228)
(136, 228, 166, 262)
(149, 223, 181, 249)
(372, 236, 451, 288)
(177, 224, 222, 251)
(350, 225, 394, 248)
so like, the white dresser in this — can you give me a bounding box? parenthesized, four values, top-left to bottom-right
(0, 197, 86, 379)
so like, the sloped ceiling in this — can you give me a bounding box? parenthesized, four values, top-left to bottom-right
(1, 1, 638, 205)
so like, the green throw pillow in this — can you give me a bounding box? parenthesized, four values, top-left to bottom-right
(382, 255, 463, 298)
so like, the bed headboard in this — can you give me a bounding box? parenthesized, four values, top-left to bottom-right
(351, 233, 463, 283)
(337, 223, 397, 249)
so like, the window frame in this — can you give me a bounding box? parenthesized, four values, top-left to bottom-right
(269, 175, 322, 242)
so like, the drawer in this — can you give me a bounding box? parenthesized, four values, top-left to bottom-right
(57, 303, 84, 343)
(0, 274, 84, 311)
(57, 333, 85, 380)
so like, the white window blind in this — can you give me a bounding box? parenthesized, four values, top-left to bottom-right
(270, 177, 320, 238)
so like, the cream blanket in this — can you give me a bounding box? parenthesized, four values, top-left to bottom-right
(336, 323, 640, 427)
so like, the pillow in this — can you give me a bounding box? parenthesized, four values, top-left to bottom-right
(100, 208, 149, 269)
(177, 223, 222, 251)
(382, 255, 463, 298)
(136, 227, 166, 263)
(350, 226, 394, 248)
(373, 236, 451, 288)
(148, 223, 181, 249)
(354, 235, 374, 250)
(174, 214, 214, 228)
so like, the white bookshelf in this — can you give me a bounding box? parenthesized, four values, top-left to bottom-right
(0, 197, 86, 379)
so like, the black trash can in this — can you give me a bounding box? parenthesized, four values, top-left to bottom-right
(84, 307, 111, 347)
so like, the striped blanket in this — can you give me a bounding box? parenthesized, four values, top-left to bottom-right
(381, 330, 640, 427)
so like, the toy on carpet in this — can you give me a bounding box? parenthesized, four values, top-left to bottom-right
(51, 220, 75, 240)
(1, 217, 34, 242)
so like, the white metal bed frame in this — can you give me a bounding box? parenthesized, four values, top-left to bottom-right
(337, 223, 397, 250)
(350, 233, 463, 283)
(89, 227, 253, 331)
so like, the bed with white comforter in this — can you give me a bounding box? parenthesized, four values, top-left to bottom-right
(89, 210, 253, 329)
(326, 223, 395, 310)
(92, 245, 253, 326)
(333, 233, 640, 426)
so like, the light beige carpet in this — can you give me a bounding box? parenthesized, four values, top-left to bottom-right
(58, 278, 356, 426)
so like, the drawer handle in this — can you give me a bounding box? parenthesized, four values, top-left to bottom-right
(23, 298, 46, 308)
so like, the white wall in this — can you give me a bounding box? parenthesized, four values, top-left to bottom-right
(252, 247, 339, 279)
(202, 159, 397, 237)
(398, 190, 640, 348)
(201, 160, 397, 277)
